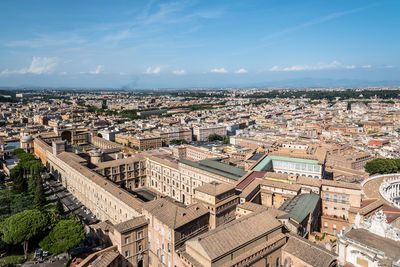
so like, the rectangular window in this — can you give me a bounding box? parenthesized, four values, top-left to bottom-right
(137, 231, 143, 239)
(125, 236, 130, 244)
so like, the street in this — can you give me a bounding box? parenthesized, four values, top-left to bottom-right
(45, 178, 99, 225)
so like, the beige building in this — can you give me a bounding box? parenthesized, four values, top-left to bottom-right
(194, 181, 238, 229)
(95, 155, 146, 190)
(326, 149, 373, 171)
(131, 134, 163, 151)
(115, 133, 163, 150)
(282, 234, 338, 267)
(142, 198, 209, 267)
(320, 180, 362, 235)
(193, 125, 227, 141)
(180, 209, 287, 267)
(34, 136, 143, 225)
(146, 154, 183, 202)
(173, 145, 228, 161)
(147, 153, 246, 205)
(111, 217, 149, 267)
(155, 128, 192, 145)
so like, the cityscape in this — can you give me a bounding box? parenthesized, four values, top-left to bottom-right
(1, 1, 400, 267)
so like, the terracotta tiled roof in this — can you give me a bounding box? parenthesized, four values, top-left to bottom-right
(142, 198, 208, 229)
(283, 233, 337, 267)
(113, 216, 147, 234)
(185, 209, 282, 260)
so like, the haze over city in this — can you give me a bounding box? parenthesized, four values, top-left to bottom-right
(1, 0, 400, 88)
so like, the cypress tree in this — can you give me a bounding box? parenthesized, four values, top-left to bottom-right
(34, 179, 46, 209)
(13, 171, 27, 193)
(56, 199, 64, 215)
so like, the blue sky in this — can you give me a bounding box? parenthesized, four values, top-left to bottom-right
(0, 0, 399, 88)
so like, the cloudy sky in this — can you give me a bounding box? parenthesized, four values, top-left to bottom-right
(0, 0, 399, 88)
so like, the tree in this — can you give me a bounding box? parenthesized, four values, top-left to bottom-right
(0, 209, 49, 260)
(0, 171, 5, 183)
(11, 148, 25, 156)
(34, 180, 46, 209)
(39, 220, 85, 255)
(170, 139, 188, 145)
(365, 158, 399, 175)
(12, 171, 27, 193)
(208, 134, 224, 142)
(223, 136, 230, 144)
(56, 199, 64, 216)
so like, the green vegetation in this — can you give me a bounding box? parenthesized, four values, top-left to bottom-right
(0, 188, 35, 219)
(56, 199, 64, 216)
(223, 136, 230, 144)
(0, 172, 5, 183)
(170, 139, 188, 145)
(34, 180, 46, 209)
(0, 209, 49, 260)
(208, 133, 224, 142)
(39, 220, 85, 255)
(243, 89, 400, 101)
(0, 150, 85, 263)
(0, 254, 25, 265)
(365, 158, 400, 175)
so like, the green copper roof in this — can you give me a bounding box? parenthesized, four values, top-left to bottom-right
(269, 155, 319, 165)
(252, 155, 319, 172)
(278, 193, 320, 223)
(252, 156, 272, 171)
(178, 158, 247, 181)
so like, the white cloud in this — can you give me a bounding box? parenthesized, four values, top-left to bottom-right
(383, 65, 393, 69)
(361, 65, 372, 69)
(172, 69, 185, 75)
(0, 56, 58, 76)
(210, 68, 228, 73)
(269, 61, 358, 72)
(26, 57, 58, 74)
(89, 65, 104, 74)
(235, 68, 248, 74)
(144, 66, 161, 74)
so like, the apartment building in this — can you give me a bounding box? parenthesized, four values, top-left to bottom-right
(172, 145, 228, 161)
(193, 125, 227, 141)
(146, 154, 183, 203)
(326, 149, 373, 170)
(155, 128, 192, 145)
(131, 134, 163, 151)
(320, 180, 362, 235)
(94, 155, 147, 189)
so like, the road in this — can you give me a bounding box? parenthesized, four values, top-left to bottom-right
(45, 178, 99, 225)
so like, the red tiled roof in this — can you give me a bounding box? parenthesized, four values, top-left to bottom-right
(236, 171, 265, 190)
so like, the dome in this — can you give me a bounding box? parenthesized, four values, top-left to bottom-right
(21, 135, 33, 142)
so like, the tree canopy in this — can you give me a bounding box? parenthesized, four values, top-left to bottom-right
(364, 158, 400, 175)
(39, 220, 85, 254)
(208, 133, 224, 142)
(170, 139, 188, 145)
(0, 209, 49, 259)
